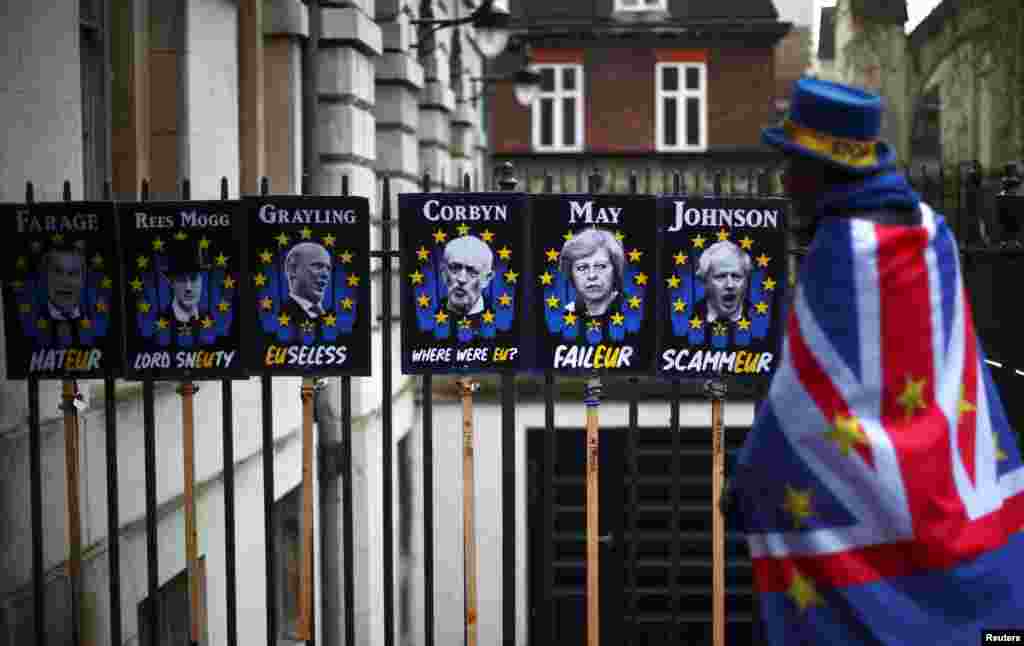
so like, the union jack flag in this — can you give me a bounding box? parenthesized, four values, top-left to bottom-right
(735, 204, 1024, 643)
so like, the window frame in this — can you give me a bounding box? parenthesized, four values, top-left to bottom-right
(531, 63, 585, 153)
(614, 0, 668, 12)
(655, 61, 708, 152)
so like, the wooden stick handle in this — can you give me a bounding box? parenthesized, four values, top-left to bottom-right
(297, 378, 316, 641)
(62, 379, 82, 643)
(584, 377, 602, 646)
(711, 397, 726, 646)
(179, 382, 201, 644)
(460, 379, 479, 646)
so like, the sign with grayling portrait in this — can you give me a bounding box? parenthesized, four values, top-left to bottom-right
(244, 195, 371, 376)
(399, 192, 528, 374)
(2, 202, 123, 378)
(120, 201, 247, 379)
(531, 194, 658, 374)
(657, 196, 788, 380)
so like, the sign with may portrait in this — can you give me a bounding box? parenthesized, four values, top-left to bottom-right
(532, 194, 658, 374)
(657, 196, 788, 381)
(2, 202, 122, 378)
(245, 196, 371, 376)
(399, 193, 527, 374)
(120, 201, 246, 379)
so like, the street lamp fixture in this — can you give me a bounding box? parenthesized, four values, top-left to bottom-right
(412, 0, 511, 59)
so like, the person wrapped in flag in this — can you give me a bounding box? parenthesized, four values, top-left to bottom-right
(726, 77, 1024, 643)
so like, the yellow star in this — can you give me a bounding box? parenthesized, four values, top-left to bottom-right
(546, 295, 561, 309)
(409, 270, 425, 285)
(539, 272, 553, 286)
(563, 312, 577, 326)
(259, 296, 274, 311)
(481, 230, 495, 243)
(156, 318, 169, 330)
(174, 231, 188, 241)
(417, 293, 431, 308)
(322, 233, 336, 248)
(826, 413, 868, 456)
(100, 277, 113, 289)
(434, 310, 449, 325)
(498, 292, 512, 307)
(96, 301, 109, 313)
(689, 316, 703, 330)
(545, 248, 559, 262)
(223, 276, 237, 289)
(782, 485, 816, 529)
(587, 319, 601, 332)
(137, 255, 149, 269)
(416, 246, 430, 261)
(198, 237, 211, 250)
(254, 273, 267, 287)
(504, 270, 519, 283)
(666, 275, 681, 288)
(755, 301, 769, 315)
(152, 237, 165, 251)
(628, 248, 643, 262)
(15, 256, 27, 270)
(692, 234, 706, 249)
(339, 250, 353, 264)
(324, 313, 337, 327)
(897, 376, 928, 421)
(340, 297, 354, 310)
(36, 318, 49, 330)
(432, 229, 448, 244)
(563, 231, 574, 242)
(713, 322, 728, 337)
(738, 317, 751, 331)
(994, 432, 1008, 462)
(278, 312, 291, 327)
(300, 226, 312, 240)
(763, 277, 777, 291)
(459, 318, 473, 329)
(92, 254, 105, 269)
(634, 272, 649, 286)
(497, 246, 512, 261)
(739, 236, 754, 250)
(52, 233, 64, 243)
(275, 232, 290, 247)
(130, 277, 143, 292)
(756, 253, 771, 268)
(716, 229, 730, 242)
(628, 295, 642, 310)
(79, 318, 93, 330)
(482, 310, 495, 324)
(347, 275, 360, 287)
(958, 385, 976, 419)
(201, 317, 215, 329)
(673, 251, 688, 266)
(137, 301, 151, 314)
(787, 570, 824, 613)
(218, 301, 231, 313)
(673, 298, 687, 313)
(611, 312, 625, 326)
(300, 321, 315, 334)
(214, 252, 229, 267)
(259, 249, 274, 263)
(456, 223, 470, 236)
(614, 231, 625, 242)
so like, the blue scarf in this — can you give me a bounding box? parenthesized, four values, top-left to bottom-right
(815, 170, 921, 218)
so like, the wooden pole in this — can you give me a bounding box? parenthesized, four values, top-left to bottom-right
(178, 381, 202, 645)
(459, 378, 479, 646)
(709, 378, 727, 646)
(62, 379, 82, 646)
(584, 376, 602, 646)
(297, 378, 316, 641)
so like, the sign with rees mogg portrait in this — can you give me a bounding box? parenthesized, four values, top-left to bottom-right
(657, 197, 788, 381)
(532, 194, 658, 374)
(245, 196, 371, 376)
(399, 192, 527, 374)
(2, 202, 123, 379)
(120, 201, 246, 379)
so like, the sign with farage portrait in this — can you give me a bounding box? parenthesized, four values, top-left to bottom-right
(120, 201, 246, 379)
(399, 192, 527, 374)
(245, 196, 371, 376)
(657, 197, 788, 381)
(532, 194, 658, 374)
(3, 202, 123, 378)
